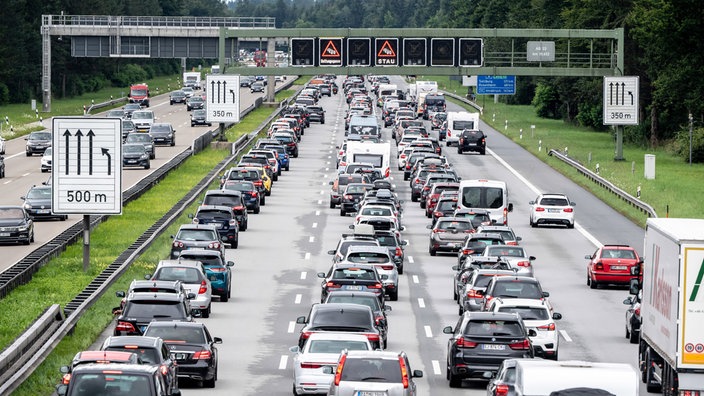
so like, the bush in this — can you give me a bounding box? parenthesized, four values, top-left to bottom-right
(676, 126, 704, 163)
(575, 101, 604, 130)
(532, 83, 561, 119)
(111, 64, 149, 87)
(0, 83, 9, 105)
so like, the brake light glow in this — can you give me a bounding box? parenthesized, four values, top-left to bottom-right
(496, 384, 510, 396)
(455, 337, 477, 348)
(537, 323, 556, 331)
(466, 289, 480, 299)
(509, 339, 531, 350)
(115, 321, 137, 332)
(198, 280, 208, 294)
(503, 207, 508, 225)
(563, 208, 574, 212)
(300, 362, 333, 369)
(635, 307, 641, 316)
(193, 350, 212, 359)
(395, 247, 403, 257)
(463, 249, 475, 255)
(399, 356, 409, 389)
(368, 283, 383, 289)
(62, 373, 71, 384)
(433, 228, 446, 233)
(334, 354, 347, 386)
(344, 194, 353, 200)
(535, 207, 545, 212)
(595, 262, 604, 270)
(325, 282, 342, 288)
(517, 261, 531, 267)
(380, 265, 395, 270)
(160, 365, 169, 376)
(208, 267, 227, 272)
(233, 205, 245, 211)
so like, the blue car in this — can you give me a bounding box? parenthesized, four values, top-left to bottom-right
(261, 144, 290, 171)
(177, 249, 234, 302)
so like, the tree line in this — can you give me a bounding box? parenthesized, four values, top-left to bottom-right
(2, 0, 701, 158)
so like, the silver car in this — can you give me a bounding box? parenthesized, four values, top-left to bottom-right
(149, 259, 213, 318)
(479, 245, 536, 277)
(289, 333, 372, 395)
(341, 245, 399, 301)
(326, 350, 423, 396)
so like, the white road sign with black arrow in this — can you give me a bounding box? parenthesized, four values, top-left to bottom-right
(206, 75, 240, 123)
(51, 117, 122, 214)
(603, 76, 639, 125)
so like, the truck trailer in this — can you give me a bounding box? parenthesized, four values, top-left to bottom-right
(634, 218, 704, 395)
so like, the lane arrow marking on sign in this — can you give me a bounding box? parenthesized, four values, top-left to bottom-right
(101, 148, 111, 176)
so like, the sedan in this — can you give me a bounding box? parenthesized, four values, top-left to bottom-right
(586, 244, 642, 289)
(122, 143, 151, 169)
(250, 82, 265, 93)
(0, 206, 34, 245)
(143, 321, 221, 388)
(529, 193, 576, 228)
(21, 185, 67, 221)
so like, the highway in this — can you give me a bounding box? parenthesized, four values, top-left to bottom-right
(0, 83, 277, 274)
(115, 76, 647, 395)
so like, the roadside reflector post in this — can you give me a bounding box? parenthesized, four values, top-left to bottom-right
(83, 215, 90, 272)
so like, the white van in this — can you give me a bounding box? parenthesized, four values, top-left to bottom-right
(499, 359, 639, 396)
(458, 179, 513, 225)
(445, 111, 480, 146)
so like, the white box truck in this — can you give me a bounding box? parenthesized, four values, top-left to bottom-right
(345, 141, 391, 178)
(183, 72, 201, 89)
(635, 218, 704, 395)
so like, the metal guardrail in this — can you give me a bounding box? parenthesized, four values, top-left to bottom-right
(43, 15, 276, 29)
(86, 97, 127, 114)
(441, 90, 484, 114)
(548, 149, 658, 218)
(0, 77, 301, 394)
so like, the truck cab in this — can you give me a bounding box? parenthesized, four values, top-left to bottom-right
(128, 83, 150, 107)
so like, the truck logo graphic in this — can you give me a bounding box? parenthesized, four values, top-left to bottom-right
(650, 244, 673, 319)
(689, 258, 704, 301)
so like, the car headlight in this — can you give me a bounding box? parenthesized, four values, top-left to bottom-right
(140, 154, 148, 160)
(23, 203, 32, 210)
(18, 224, 29, 232)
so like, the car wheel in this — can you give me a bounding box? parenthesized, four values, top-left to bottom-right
(446, 141, 451, 147)
(201, 305, 211, 318)
(329, 201, 335, 209)
(254, 205, 260, 214)
(645, 354, 662, 393)
(420, 200, 426, 209)
(265, 189, 271, 197)
(26, 151, 31, 157)
(220, 292, 229, 303)
(426, 210, 432, 218)
(240, 221, 247, 232)
(548, 351, 559, 361)
(389, 290, 398, 301)
(448, 368, 462, 388)
(293, 152, 298, 158)
(429, 247, 436, 256)
(150, 153, 155, 160)
(568, 222, 575, 229)
(457, 148, 463, 154)
(191, 123, 195, 127)
(292, 384, 300, 396)
(61, 215, 68, 221)
(589, 276, 598, 289)
(458, 305, 464, 315)
(170, 139, 175, 147)
(144, 163, 150, 169)
(480, 149, 486, 155)
(232, 238, 238, 249)
(629, 328, 639, 344)
(203, 375, 216, 388)
(261, 197, 266, 206)
(340, 209, 346, 216)
(453, 288, 458, 301)
(285, 165, 290, 171)
(411, 195, 417, 202)
(530, 217, 536, 227)
(397, 265, 403, 275)
(273, 174, 278, 182)
(586, 274, 591, 286)
(321, 119, 325, 124)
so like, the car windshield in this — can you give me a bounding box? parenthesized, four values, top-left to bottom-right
(498, 306, 550, 321)
(307, 339, 369, 353)
(123, 145, 145, 154)
(437, 200, 458, 211)
(70, 372, 153, 394)
(27, 188, 51, 199)
(345, 252, 389, 264)
(176, 229, 217, 241)
(103, 347, 160, 365)
(340, 358, 403, 382)
(30, 132, 51, 140)
(131, 112, 152, 120)
(144, 327, 206, 344)
(492, 281, 542, 299)
(465, 320, 524, 337)
(123, 300, 186, 319)
(126, 134, 150, 143)
(486, 247, 524, 257)
(0, 208, 24, 218)
(154, 267, 202, 283)
(150, 124, 171, 132)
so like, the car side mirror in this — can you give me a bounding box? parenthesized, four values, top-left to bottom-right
(623, 297, 633, 305)
(213, 337, 222, 344)
(482, 371, 494, 379)
(60, 365, 70, 374)
(631, 264, 642, 275)
(426, 225, 432, 229)
(401, 240, 408, 246)
(529, 256, 536, 261)
(317, 272, 326, 278)
(289, 345, 300, 353)
(115, 291, 125, 298)
(542, 291, 550, 297)
(412, 370, 423, 378)
(507, 203, 513, 212)
(327, 250, 335, 255)
(322, 366, 334, 375)
(384, 305, 392, 312)
(399, 226, 405, 231)
(552, 312, 562, 320)
(191, 309, 202, 317)
(571, 202, 576, 206)
(442, 326, 454, 334)
(629, 279, 640, 295)
(296, 316, 307, 324)
(187, 292, 196, 299)
(528, 329, 538, 337)
(227, 261, 235, 267)
(329, 181, 334, 185)
(516, 236, 522, 241)
(528, 201, 535, 205)
(56, 384, 68, 396)
(144, 274, 151, 280)
(20, 196, 25, 200)
(376, 318, 387, 327)
(451, 265, 459, 271)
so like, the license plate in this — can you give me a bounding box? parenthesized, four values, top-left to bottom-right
(482, 344, 506, 350)
(127, 160, 137, 163)
(611, 265, 627, 270)
(548, 209, 561, 213)
(0, 233, 9, 237)
(210, 275, 218, 281)
(446, 243, 459, 248)
(345, 285, 363, 291)
(175, 353, 188, 360)
(356, 392, 387, 396)
(37, 210, 50, 214)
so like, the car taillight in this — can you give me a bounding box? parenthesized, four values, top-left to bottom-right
(466, 289, 480, 299)
(395, 247, 403, 257)
(537, 323, 556, 331)
(535, 207, 545, 212)
(365, 333, 380, 343)
(434, 211, 443, 218)
(253, 181, 263, 187)
(115, 320, 137, 332)
(325, 282, 342, 289)
(344, 194, 353, 200)
(192, 350, 212, 359)
(301, 331, 313, 342)
(509, 339, 531, 350)
(380, 265, 395, 270)
(198, 280, 208, 294)
(334, 354, 346, 386)
(160, 365, 169, 376)
(503, 207, 508, 225)
(596, 262, 604, 270)
(173, 241, 184, 248)
(208, 242, 221, 250)
(192, 218, 200, 224)
(355, 216, 361, 222)
(405, 164, 411, 170)
(62, 373, 71, 385)
(455, 337, 477, 348)
(399, 356, 409, 389)
(423, 186, 431, 191)
(251, 191, 258, 197)
(496, 384, 510, 396)
(399, 154, 406, 159)
(368, 283, 383, 289)
(564, 208, 574, 212)
(385, 168, 390, 177)
(375, 316, 385, 326)
(447, 130, 452, 137)
(300, 362, 331, 369)
(635, 307, 641, 316)
(414, 178, 420, 184)
(432, 228, 446, 233)
(288, 142, 296, 147)
(233, 205, 245, 211)
(208, 267, 227, 272)
(462, 249, 474, 255)
(507, 241, 518, 246)
(517, 261, 531, 267)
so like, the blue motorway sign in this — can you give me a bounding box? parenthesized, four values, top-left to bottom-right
(477, 75, 516, 95)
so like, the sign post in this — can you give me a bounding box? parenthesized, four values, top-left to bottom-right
(51, 117, 123, 271)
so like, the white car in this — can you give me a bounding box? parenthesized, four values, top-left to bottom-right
(355, 204, 400, 229)
(488, 298, 562, 360)
(528, 193, 576, 228)
(0, 135, 5, 154)
(479, 244, 536, 277)
(289, 333, 372, 395)
(40, 147, 52, 173)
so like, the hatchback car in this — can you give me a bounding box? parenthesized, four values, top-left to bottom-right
(122, 119, 136, 139)
(169, 223, 225, 259)
(59, 350, 143, 385)
(326, 350, 423, 396)
(143, 321, 221, 388)
(178, 249, 234, 302)
(149, 259, 213, 318)
(289, 333, 372, 396)
(221, 180, 261, 214)
(148, 123, 176, 146)
(124, 133, 155, 159)
(112, 290, 196, 336)
(191, 205, 239, 248)
(457, 269, 516, 314)
(586, 244, 642, 289)
(428, 217, 475, 256)
(443, 311, 534, 386)
(191, 109, 212, 127)
(21, 184, 67, 221)
(0, 206, 34, 245)
(56, 363, 174, 396)
(202, 189, 249, 231)
(25, 130, 52, 156)
(481, 276, 550, 312)
(478, 245, 535, 277)
(122, 143, 151, 169)
(317, 263, 386, 303)
(40, 147, 53, 172)
(296, 303, 383, 350)
(528, 193, 576, 228)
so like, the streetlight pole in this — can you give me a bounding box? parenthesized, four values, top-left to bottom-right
(689, 113, 694, 166)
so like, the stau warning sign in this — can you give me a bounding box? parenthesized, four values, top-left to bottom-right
(375, 38, 398, 66)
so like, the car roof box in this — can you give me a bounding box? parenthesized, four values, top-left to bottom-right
(353, 224, 375, 237)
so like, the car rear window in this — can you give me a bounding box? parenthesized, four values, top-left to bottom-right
(154, 267, 203, 284)
(332, 268, 376, 280)
(311, 309, 371, 328)
(486, 247, 524, 257)
(224, 181, 255, 192)
(326, 296, 380, 312)
(71, 372, 153, 393)
(203, 194, 239, 207)
(341, 358, 402, 382)
(360, 207, 392, 217)
(473, 274, 504, 288)
(492, 281, 542, 299)
(195, 209, 231, 220)
(144, 327, 206, 344)
(437, 220, 472, 231)
(176, 229, 217, 241)
(539, 197, 569, 206)
(345, 252, 389, 264)
(498, 306, 550, 321)
(465, 320, 524, 337)
(602, 249, 637, 259)
(308, 339, 369, 353)
(123, 300, 185, 320)
(104, 347, 160, 365)
(437, 200, 458, 211)
(374, 235, 397, 247)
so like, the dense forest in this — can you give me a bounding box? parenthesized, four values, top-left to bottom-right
(1, 0, 702, 154)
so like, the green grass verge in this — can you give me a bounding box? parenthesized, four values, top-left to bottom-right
(0, 75, 180, 137)
(423, 76, 704, 225)
(7, 95, 288, 395)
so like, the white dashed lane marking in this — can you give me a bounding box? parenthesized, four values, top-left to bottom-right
(418, 298, 425, 308)
(278, 355, 288, 370)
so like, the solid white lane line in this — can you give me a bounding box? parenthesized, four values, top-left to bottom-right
(3, 180, 11, 184)
(287, 321, 296, 333)
(300, 272, 307, 280)
(424, 325, 433, 338)
(309, 236, 315, 243)
(432, 360, 441, 375)
(412, 275, 419, 284)
(408, 256, 415, 264)
(278, 355, 288, 370)
(304, 252, 311, 260)
(559, 330, 573, 342)
(294, 294, 302, 304)
(418, 298, 425, 308)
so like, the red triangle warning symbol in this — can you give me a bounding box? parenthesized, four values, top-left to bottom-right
(377, 40, 396, 58)
(321, 40, 340, 58)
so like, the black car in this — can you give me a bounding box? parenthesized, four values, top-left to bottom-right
(100, 336, 180, 395)
(306, 105, 326, 124)
(112, 292, 196, 336)
(222, 167, 268, 203)
(149, 123, 176, 146)
(296, 303, 383, 350)
(202, 189, 249, 231)
(324, 291, 391, 349)
(0, 206, 34, 244)
(191, 205, 239, 249)
(122, 143, 151, 169)
(143, 321, 221, 388)
(25, 130, 52, 156)
(122, 120, 136, 139)
(443, 311, 535, 387)
(457, 129, 487, 155)
(240, 76, 255, 87)
(56, 363, 174, 396)
(125, 133, 155, 159)
(221, 180, 261, 214)
(21, 185, 67, 221)
(340, 183, 373, 216)
(191, 109, 212, 127)
(186, 96, 205, 111)
(170, 90, 187, 105)
(250, 82, 265, 93)
(317, 263, 386, 303)
(0, 155, 5, 178)
(169, 224, 225, 259)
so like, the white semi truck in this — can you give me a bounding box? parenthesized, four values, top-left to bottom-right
(634, 218, 704, 395)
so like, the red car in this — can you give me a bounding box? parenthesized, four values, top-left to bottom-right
(424, 182, 459, 217)
(585, 245, 643, 289)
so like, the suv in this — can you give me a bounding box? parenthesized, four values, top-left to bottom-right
(586, 244, 642, 289)
(169, 223, 225, 259)
(296, 303, 383, 350)
(481, 276, 550, 311)
(100, 336, 179, 395)
(25, 130, 52, 156)
(178, 249, 234, 302)
(443, 311, 535, 386)
(191, 205, 239, 248)
(201, 189, 249, 231)
(323, 291, 391, 350)
(56, 363, 175, 396)
(148, 259, 213, 318)
(125, 133, 155, 159)
(373, 230, 407, 274)
(427, 217, 475, 256)
(317, 263, 386, 303)
(112, 291, 196, 336)
(457, 232, 506, 266)
(528, 193, 576, 228)
(326, 350, 423, 396)
(307, 105, 326, 124)
(457, 129, 486, 155)
(457, 269, 516, 314)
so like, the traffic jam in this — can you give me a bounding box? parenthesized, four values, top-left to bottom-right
(53, 74, 647, 396)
